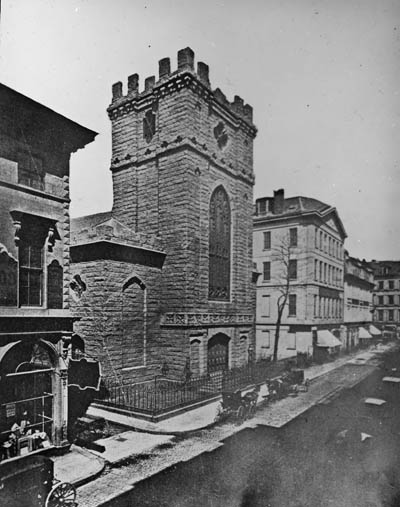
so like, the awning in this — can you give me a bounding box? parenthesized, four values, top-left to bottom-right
(369, 325, 381, 336)
(317, 330, 342, 348)
(359, 327, 372, 339)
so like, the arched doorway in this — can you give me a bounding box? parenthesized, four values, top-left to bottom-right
(207, 333, 230, 373)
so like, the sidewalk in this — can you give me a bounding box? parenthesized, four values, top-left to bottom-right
(55, 342, 395, 489)
(51, 444, 105, 486)
(87, 342, 393, 435)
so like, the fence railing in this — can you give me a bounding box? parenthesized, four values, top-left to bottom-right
(95, 358, 291, 418)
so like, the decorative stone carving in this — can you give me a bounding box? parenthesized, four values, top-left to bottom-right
(161, 313, 254, 327)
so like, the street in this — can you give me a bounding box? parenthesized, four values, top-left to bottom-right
(100, 346, 400, 507)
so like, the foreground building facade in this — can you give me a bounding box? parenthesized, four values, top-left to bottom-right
(0, 84, 96, 459)
(71, 48, 257, 384)
(253, 189, 346, 362)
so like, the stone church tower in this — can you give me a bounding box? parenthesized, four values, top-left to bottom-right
(71, 48, 257, 381)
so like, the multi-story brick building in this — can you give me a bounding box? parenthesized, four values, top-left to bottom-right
(0, 83, 96, 460)
(369, 260, 400, 337)
(343, 252, 378, 348)
(253, 189, 346, 362)
(70, 48, 257, 384)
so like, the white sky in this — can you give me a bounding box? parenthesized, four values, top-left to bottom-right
(0, 0, 399, 260)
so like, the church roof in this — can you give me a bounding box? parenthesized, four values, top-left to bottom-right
(70, 211, 112, 236)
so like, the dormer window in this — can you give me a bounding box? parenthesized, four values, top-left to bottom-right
(18, 152, 44, 191)
(257, 199, 269, 215)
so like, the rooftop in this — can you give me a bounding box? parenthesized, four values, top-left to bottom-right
(0, 83, 97, 153)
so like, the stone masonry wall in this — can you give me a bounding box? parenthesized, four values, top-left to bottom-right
(79, 48, 258, 380)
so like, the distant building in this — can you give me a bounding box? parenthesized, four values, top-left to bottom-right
(70, 48, 257, 387)
(253, 189, 347, 362)
(343, 252, 378, 348)
(368, 260, 400, 337)
(0, 83, 96, 459)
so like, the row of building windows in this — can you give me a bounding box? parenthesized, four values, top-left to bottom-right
(346, 298, 370, 308)
(259, 329, 297, 351)
(376, 280, 400, 290)
(313, 295, 342, 319)
(260, 294, 297, 317)
(262, 260, 297, 281)
(375, 294, 400, 306)
(314, 260, 342, 287)
(314, 228, 342, 260)
(263, 228, 298, 250)
(376, 309, 399, 322)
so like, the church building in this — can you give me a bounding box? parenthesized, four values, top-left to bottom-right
(70, 48, 258, 385)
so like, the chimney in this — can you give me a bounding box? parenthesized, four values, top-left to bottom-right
(273, 189, 285, 214)
(159, 57, 171, 79)
(177, 47, 195, 71)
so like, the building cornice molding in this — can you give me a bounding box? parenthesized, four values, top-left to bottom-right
(110, 139, 255, 185)
(0, 179, 69, 204)
(70, 240, 166, 269)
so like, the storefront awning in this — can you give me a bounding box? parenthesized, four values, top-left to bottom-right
(369, 325, 381, 336)
(317, 330, 342, 348)
(359, 327, 372, 339)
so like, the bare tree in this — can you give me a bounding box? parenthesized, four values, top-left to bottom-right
(272, 235, 294, 362)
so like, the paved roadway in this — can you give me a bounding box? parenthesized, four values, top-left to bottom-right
(99, 347, 400, 507)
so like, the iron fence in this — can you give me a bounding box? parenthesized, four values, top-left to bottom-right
(96, 359, 290, 418)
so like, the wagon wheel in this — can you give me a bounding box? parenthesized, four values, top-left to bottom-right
(45, 482, 77, 507)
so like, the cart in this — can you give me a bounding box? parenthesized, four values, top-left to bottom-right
(0, 454, 77, 507)
(241, 385, 260, 418)
(215, 385, 260, 424)
(215, 390, 246, 424)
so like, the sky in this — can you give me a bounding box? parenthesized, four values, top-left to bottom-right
(0, 0, 399, 260)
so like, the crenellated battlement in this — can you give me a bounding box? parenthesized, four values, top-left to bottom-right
(109, 47, 254, 125)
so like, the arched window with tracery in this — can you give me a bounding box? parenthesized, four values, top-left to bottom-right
(209, 186, 231, 301)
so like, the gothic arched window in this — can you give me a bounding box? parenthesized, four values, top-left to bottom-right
(209, 186, 230, 301)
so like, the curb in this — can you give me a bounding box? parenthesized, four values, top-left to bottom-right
(72, 460, 106, 489)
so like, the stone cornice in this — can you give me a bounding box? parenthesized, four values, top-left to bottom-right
(107, 72, 257, 138)
(0, 179, 69, 204)
(70, 240, 166, 269)
(161, 312, 254, 327)
(110, 138, 255, 185)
